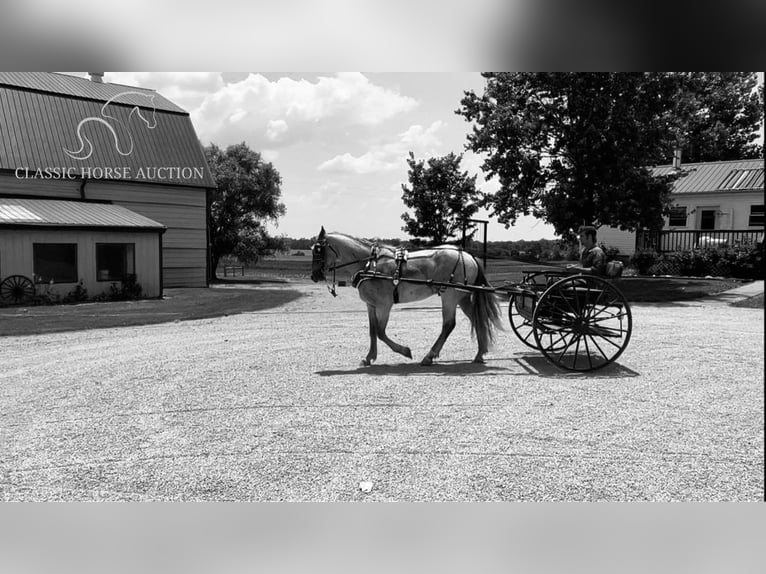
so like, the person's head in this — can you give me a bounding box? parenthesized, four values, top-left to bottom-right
(578, 225, 597, 249)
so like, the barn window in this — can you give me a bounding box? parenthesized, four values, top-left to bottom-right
(668, 206, 687, 227)
(33, 243, 78, 283)
(749, 205, 764, 227)
(96, 243, 135, 281)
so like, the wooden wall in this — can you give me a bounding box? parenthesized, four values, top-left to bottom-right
(0, 174, 208, 287)
(0, 229, 162, 298)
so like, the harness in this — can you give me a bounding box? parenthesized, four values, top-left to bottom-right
(354, 246, 469, 303)
(313, 239, 380, 297)
(314, 236, 472, 302)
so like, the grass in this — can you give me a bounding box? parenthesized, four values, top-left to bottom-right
(732, 292, 764, 308)
(0, 286, 302, 337)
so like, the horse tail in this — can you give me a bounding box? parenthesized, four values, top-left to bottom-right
(469, 261, 504, 350)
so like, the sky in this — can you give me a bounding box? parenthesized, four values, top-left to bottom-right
(66, 72, 557, 243)
(65, 72, 763, 243)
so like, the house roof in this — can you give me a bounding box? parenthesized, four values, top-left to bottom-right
(0, 72, 215, 188)
(653, 159, 764, 194)
(0, 198, 166, 231)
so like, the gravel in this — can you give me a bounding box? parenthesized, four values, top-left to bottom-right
(1, 282, 763, 501)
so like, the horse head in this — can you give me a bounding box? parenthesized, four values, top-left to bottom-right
(311, 226, 330, 282)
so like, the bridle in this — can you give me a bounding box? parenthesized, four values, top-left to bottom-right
(312, 238, 381, 297)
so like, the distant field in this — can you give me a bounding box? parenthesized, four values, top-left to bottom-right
(217, 253, 742, 302)
(219, 252, 559, 285)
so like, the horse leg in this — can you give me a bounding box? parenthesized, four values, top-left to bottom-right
(362, 305, 378, 366)
(420, 294, 459, 366)
(374, 304, 413, 360)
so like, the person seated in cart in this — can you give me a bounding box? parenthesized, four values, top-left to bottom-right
(566, 225, 606, 276)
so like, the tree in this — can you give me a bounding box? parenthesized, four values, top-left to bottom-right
(401, 151, 482, 245)
(204, 142, 286, 278)
(673, 72, 763, 162)
(457, 72, 764, 237)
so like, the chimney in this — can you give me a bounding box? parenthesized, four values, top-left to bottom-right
(672, 148, 682, 169)
(88, 72, 104, 83)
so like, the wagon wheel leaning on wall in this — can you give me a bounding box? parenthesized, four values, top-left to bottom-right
(0, 275, 36, 305)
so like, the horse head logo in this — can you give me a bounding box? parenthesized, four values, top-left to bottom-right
(64, 91, 158, 161)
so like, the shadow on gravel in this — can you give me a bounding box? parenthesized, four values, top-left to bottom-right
(317, 360, 517, 377)
(509, 354, 640, 379)
(317, 356, 640, 378)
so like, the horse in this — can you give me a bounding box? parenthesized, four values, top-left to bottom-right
(310, 227, 504, 367)
(64, 91, 158, 161)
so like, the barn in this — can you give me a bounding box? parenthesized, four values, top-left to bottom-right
(0, 72, 215, 300)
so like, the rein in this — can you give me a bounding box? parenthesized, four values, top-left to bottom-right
(315, 240, 384, 297)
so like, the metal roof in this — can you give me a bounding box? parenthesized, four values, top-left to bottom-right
(653, 159, 764, 194)
(0, 72, 186, 113)
(0, 198, 166, 230)
(0, 73, 215, 188)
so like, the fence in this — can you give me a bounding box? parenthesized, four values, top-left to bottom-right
(636, 229, 764, 253)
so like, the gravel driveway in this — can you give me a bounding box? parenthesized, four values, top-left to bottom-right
(1, 282, 763, 500)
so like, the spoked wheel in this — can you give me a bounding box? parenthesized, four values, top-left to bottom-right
(0, 275, 36, 305)
(508, 293, 538, 349)
(508, 272, 566, 351)
(532, 275, 632, 371)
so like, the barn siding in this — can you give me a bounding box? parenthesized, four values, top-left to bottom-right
(0, 173, 209, 287)
(0, 228, 162, 297)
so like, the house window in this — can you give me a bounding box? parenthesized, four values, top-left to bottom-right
(96, 243, 135, 281)
(749, 205, 764, 227)
(668, 206, 687, 227)
(34, 243, 78, 283)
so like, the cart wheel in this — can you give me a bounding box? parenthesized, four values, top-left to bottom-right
(508, 272, 564, 350)
(532, 275, 632, 371)
(508, 294, 538, 349)
(0, 275, 36, 305)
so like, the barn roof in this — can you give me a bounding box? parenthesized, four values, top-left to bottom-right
(0, 198, 166, 231)
(653, 158, 764, 194)
(0, 72, 215, 188)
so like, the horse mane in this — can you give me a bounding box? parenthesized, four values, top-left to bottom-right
(330, 232, 397, 253)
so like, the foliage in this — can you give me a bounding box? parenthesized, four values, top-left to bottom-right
(401, 152, 482, 245)
(204, 142, 287, 278)
(457, 72, 764, 237)
(672, 73, 763, 162)
(63, 280, 88, 304)
(93, 274, 144, 302)
(630, 243, 763, 279)
(630, 249, 661, 275)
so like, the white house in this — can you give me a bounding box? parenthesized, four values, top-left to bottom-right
(599, 158, 764, 255)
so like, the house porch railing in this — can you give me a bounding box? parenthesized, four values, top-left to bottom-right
(636, 229, 764, 253)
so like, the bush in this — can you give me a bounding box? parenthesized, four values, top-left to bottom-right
(636, 243, 763, 279)
(630, 249, 660, 275)
(63, 280, 88, 303)
(94, 274, 144, 301)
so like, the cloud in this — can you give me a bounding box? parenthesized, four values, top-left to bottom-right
(191, 72, 419, 148)
(317, 121, 445, 174)
(104, 72, 225, 112)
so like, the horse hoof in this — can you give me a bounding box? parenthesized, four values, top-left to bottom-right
(420, 357, 433, 366)
(361, 359, 372, 367)
(403, 347, 413, 359)
(472, 357, 486, 364)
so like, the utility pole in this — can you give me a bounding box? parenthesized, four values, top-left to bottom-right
(461, 218, 488, 269)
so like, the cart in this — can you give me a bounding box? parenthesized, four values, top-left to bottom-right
(498, 268, 632, 371)
(0, 275, 36, 305)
